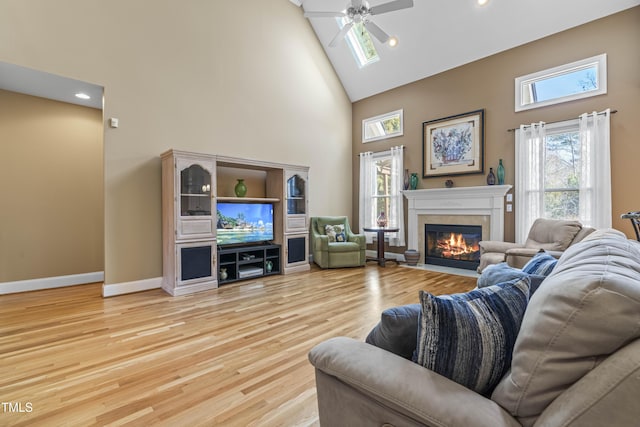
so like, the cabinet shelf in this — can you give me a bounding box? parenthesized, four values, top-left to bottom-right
(217, 196, 280, 203)
(181, 193, 211, 197)
(217, 244, 281, 284)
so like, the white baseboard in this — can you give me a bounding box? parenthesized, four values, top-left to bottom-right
(102, 277, 163, 297)
(0, 271, 104, 295)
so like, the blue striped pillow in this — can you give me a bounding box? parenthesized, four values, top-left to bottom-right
(416, 277, 530, 395)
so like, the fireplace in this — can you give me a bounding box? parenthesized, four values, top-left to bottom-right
(424, 224, 481, 270)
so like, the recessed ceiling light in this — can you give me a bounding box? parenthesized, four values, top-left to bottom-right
(75, 93, 90, 100)
(477, 0, 489, 6)
(388, 36, 398, 48)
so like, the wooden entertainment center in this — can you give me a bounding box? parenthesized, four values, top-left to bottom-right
(161, 149, 310, 296)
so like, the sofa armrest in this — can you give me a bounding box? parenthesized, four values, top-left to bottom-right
(532, 339, 640, 427)
(309, 337, 519, 427)
(505, 248, 563, 259)
(479, 240, 522, 254)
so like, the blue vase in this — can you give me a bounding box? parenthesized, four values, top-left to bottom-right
(497, 159, 505, 185)
(410, 173, 419, 190)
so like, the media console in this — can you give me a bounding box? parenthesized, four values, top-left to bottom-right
(161, 150, 308, 296)
(217, 244, 281, 285)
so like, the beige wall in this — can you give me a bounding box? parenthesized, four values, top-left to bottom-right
(0, 90, 104, 282)
(0, 0, 352, 285)
(353, 7, 640, 244)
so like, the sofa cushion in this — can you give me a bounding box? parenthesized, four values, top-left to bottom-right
(521, 250, 557, 276)
(477, 262, 547, 296)
(416, 277, 530, 396)
(365, 304, 420, 360)
(325, 224, 345, 243)
(477, 263, 529, 288)
(327, 241, 361, 252)
(491, 229, 640, 426)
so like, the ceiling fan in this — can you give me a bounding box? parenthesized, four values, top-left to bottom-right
(304, 0, 414, 47)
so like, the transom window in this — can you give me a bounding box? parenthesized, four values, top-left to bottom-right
(362, 109, 403, 143)
(515, 54, 607, 111)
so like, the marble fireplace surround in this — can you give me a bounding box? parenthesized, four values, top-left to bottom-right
(404, 185, 512, 264)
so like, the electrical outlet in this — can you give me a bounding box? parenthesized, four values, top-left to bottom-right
(506, 193, 513, 202)
(507, 203, 513, 212)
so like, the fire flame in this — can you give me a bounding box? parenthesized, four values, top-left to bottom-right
(436, 233, 480, 258)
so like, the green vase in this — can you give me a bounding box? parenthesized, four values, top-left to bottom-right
(409, 173, 419, 190)
(234, 179, 247, 197)
(497, 159, 505, 185)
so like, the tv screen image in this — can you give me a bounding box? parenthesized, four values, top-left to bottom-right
(216, 202, 274, 246)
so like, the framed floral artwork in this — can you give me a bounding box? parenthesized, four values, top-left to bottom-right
(422, 109, 484, 177)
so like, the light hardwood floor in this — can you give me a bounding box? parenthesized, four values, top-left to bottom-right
(0, 264, 475, 426)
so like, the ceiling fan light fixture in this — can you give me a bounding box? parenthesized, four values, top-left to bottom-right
(304, 0, 413, 49)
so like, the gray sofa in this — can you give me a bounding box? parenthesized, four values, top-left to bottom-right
(309, 229, 640, 427)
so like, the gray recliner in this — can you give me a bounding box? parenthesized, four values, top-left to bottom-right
(477, 218, 594, 273)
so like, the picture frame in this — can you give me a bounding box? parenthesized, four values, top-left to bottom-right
(422, 109, 484, 178)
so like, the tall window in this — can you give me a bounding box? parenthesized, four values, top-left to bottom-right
(514, 110, 611, 243)
(359, 147, 405, 246)
(544, 124, 581, 219)
(373, 157, 392, 220)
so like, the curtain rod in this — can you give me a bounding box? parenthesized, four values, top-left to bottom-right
(357, 145, 405, 156)
(506, 109, 617, 132)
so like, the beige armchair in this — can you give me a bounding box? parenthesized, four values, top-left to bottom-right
(310, 216, 366, 269)
(477, 218, 594, 272)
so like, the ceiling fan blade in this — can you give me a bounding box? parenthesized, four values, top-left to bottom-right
(370, 0, 414, 15)
(329, 21, 354, 47)
(304, 11, 347, 18)
(364, 21, 390, 44)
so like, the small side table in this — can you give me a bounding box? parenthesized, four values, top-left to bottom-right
(363, 227, 400, 267)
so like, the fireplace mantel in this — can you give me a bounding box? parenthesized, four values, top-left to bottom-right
(403, 185, 512, 252)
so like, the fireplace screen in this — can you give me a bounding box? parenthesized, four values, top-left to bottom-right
(425, 224, 481, 270)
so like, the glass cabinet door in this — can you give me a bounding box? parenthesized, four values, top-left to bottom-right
(180, 164, 212, 216)
(287, 174, 306, 215)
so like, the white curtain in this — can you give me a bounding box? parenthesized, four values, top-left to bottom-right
(515, 122, 546, 244)
(359, 151, 376, 244)
(579, 109, 612, 228)
(388, 146, 406, 246)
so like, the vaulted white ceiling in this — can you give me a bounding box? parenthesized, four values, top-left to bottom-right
(295, 0, 640, 101)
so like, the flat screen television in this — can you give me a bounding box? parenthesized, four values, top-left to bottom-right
(216, 202, 274, 246)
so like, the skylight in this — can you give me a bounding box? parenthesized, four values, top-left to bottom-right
(339, 18, 379, 68)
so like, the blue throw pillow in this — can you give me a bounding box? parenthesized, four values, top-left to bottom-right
(522, 250, 558, 276)
(416, 277, 530, 396)
(366, 304, 420, 360)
